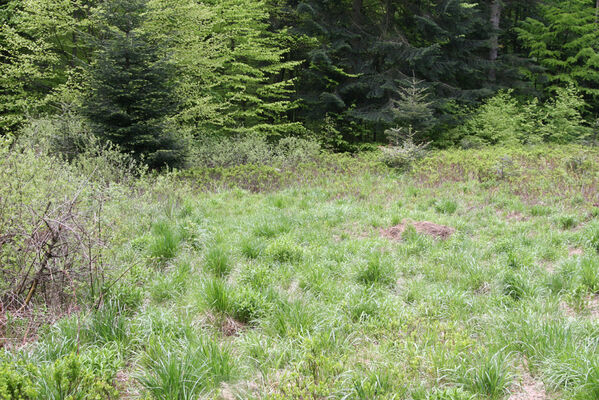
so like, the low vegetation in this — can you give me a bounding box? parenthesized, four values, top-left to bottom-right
(2, 134, 599, 399)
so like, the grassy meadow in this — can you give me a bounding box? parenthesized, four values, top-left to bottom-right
(3, 144, 599, 399)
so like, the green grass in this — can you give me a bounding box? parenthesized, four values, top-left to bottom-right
(9, 145, 599, 399)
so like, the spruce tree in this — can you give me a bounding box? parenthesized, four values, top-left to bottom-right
(517, 0, 599, 111)
(82, 0, 183, 168)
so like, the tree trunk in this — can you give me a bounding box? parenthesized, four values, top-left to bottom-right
(489, 0, 502, 82)
(384, 0, 396, 35)
(353, 0, 362, 23)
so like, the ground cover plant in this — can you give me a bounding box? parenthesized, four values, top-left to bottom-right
(2, 141, 599, 399)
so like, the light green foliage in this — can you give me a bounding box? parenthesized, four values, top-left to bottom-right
(0, 363, 37, 399)
(149, 221, 181, 261)
(0, 0, 93, 134)
(380, 130, 430, 170)
(145, 0, 301, 137)
(461, 352, 513, 399)
(37, 353, 119, 399)
(454, 88, 590, 146)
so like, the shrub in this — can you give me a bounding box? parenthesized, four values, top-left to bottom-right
(274, 137, 321, 166)
(191, 135, 274, 168)
(0, 363, 37, 399)
(37, 353, 118, 400)
(456, 90, 525, 146)
(380, 129, 430, 170)
(453, 87, 590, 146)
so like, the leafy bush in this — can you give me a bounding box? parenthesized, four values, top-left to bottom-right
(19, 115, 146, 183)
(37, 353, 118, 400)
(191, 135, 321, 168)
(456, 90, 525, 146)
(0, 363, 37, 399)
(453, 87, 590, 146)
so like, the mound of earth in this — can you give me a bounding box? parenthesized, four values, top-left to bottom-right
(381, 221, 455, 240)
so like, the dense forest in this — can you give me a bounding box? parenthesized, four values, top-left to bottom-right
(2, 0, 599, 167)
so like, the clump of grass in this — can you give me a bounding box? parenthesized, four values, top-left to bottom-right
(253, 216, 292, 238)
(585, 221, 599, 253)
(502, 271, 531, 301)
(461, 352, 513, 399)
(138, 337, 235, 399)
(555, 214, 578, 230)
(82, 300, 130, 347)
(353, 369, 395, 399)
(356, 253, 395, 286)
(265, 236, 303, 263)
(435, 199, 458, 215)
(346, 289, 381, 322)
(267, 300, 316, 337)
(202, 278, 233, 315)
(205, 245, 232, 277)
(201, 278, 266, 324)
(579, 256, 599, 293)
(150, 262, 191, 303)
(149, 220, 181, 261)
(240, 236, 265, 259)
(137, 339, 208, 400)
(530, 204, 552, 217)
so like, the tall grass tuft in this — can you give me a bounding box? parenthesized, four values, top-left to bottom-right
(356, 253, 395, 286)
(205, 245, 232, 277)
(149, 221, 180, 261)
(461, 352, 512, 399)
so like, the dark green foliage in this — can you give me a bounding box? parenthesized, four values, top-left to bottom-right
(82, 0, 184, 168)
(285, 0, 521, 147)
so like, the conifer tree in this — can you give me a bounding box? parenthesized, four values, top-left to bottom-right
(82, 0, 183, 168)
(517, 0, 599, 110)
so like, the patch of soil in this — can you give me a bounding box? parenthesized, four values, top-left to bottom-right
(221, 316, 246, 337)
(560, 295, 599, 319)
(505, 211, 528, 222)
(568, 247, 583, 257)
(380, 220, 455, 241)
(509, 367, 548, 400)
(115, 370, 140, 399)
